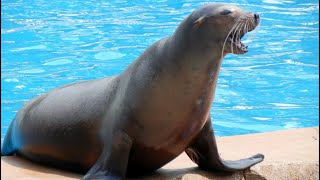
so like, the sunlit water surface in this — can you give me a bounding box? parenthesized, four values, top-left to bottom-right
(1, 0, 319, 144)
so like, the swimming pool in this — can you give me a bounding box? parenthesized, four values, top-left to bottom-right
(1, 0, 319, 143)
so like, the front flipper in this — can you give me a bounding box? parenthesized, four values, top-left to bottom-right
(185, 118, 264, 172)
(83, 131, 132, 180)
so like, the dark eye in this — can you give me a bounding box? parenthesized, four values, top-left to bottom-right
(220, 9, 232, 16)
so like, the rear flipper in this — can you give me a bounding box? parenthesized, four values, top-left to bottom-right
(1, 119, 17, 156)
(185, 118, 264, 172)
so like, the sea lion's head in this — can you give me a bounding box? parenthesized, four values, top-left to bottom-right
(191, 3, 260, 55)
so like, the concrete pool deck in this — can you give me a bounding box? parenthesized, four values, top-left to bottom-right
(1, 126, 319, 179)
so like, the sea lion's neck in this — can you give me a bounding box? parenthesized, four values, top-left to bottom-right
(168, 17, 226, 70)
(147, 20, 228, 115)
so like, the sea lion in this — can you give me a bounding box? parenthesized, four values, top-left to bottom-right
(1, 3, 263, 179)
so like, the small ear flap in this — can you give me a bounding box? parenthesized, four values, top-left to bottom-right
(193, 16, 206, 29)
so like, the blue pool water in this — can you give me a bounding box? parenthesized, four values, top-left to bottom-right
(1, 0, 319, 143)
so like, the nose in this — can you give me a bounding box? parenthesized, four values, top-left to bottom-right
(254, 13, 260, 22)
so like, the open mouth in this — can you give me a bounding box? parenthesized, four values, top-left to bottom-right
(227, 26, 256, 54)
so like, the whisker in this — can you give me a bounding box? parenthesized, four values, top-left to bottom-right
(221, 19, 242, 58)
(236, 21, 244, 46)
(232, 19, 247, 53)
(231, 20, 246, 53)
(245, 17, 259, 48)
(241, 19, 250, 53)
(231, 22, 242, 54)
(231, 23, 241, 54)
(248, 17, 254, 32)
